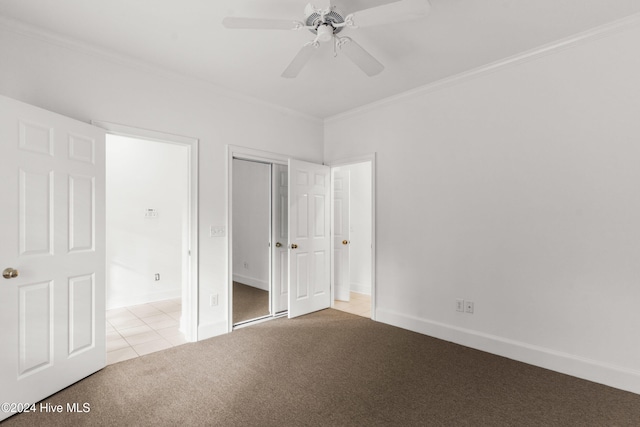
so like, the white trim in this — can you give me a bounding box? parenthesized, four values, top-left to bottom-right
(233, 314, 282, 330)
(350, 283, 371, 296)
(93, 120, 199, 342)
(106, 290, 182, 310)
(226, 146, 234, 332)
(376, 308, 640, 395)
(327, 154, 377, 321)
(325, 12, 640, 124)
(228, 144, 290, 165)
(0, 17, 321, 125)
(327, 153, 377, 168)
(197, 320, 227, 339)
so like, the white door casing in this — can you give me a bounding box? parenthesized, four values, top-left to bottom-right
(288, 159, 331, 318)
(271, 164, 288, 314)
(0, 95, 105, 421)
(332, 168, 351, 302)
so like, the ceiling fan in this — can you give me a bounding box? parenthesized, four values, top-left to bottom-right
(222, 0, 430, 78)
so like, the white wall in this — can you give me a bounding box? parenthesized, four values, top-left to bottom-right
(106, 135, 187, 309)
(325, 21, 640, 393)
(348, 162, 372, 295)
(232, 159, 270, 290)
(0, 23, 324, 339)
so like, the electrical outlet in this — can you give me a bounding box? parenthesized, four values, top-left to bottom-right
(243, 262, 249, 269)
(456, 299, 464, 312)
(210, 294, 218, 307)
(465, 301, 474, 314)
(154, 273, 160, 281)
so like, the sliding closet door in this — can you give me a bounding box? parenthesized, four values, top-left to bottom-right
(288, 159, 331, 318)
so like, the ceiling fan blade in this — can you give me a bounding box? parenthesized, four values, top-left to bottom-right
(304, 3, 316, 17)
(222, 17, 297, 30)
(338, 0, 403, 14)
(281, 44, 317, 78)
(348, 0, 430, 28)
(315, 0, 333, 11)
(338, 38, 384, 77)
(305, 1, 332, 17)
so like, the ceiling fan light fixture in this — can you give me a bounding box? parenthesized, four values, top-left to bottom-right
(224, 0, 430, 78)
(316, 24, 333, 42)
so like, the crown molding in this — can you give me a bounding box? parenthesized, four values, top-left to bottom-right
(0, 16, 323, 125)
(325, 11, 640, 124)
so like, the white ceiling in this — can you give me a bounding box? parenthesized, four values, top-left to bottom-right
(2, 0, 640, 119)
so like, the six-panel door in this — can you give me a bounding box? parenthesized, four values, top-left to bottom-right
(288, 159, 331, 318)
(0, 95, 106, 422)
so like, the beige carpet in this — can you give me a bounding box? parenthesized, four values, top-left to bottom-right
(4, 309, 640, 426)
(233, 281, 269, 324)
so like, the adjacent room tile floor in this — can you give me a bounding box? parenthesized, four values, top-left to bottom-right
(106, 298, 187, 365)
(333, 292, 371, 318)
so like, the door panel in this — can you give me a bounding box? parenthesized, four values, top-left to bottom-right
(68, 273, 95, 355)
(313, 251, 327, 295)
(0, 95, 105, 422)
(68, 175, 95, 252)
(19, 169, 54, 255)
(296, 253, 309, 299)
(288, 159, 330, 318)
(333, 168, 351, 301)
(18, 281, 53, 376)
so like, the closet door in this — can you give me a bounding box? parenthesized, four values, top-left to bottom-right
(287, 159, 331, 318)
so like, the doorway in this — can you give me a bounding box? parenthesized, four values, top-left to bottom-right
(331, 159, 374, 319)
(98, 121, 199, 363)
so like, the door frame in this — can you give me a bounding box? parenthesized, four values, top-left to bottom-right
(227, 145, 289, 332)
(328, 153, 377, 320)
(93, 121, 199, 342)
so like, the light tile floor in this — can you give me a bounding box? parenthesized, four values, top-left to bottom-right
(106, 298, 187, 365)
(333, 292, 371, 318)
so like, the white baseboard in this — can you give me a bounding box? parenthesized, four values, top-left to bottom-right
(350, 282, 371, 295)
(233, 274, 268, 291)
(375, 308, 640, 395)
(197, 320, 228, 341)
(106, 289, 181, 310)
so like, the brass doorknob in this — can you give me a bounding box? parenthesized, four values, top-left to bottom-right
(290, 244, 298, 249)
(3, 268, 19, 279)
(275, 242, 282, 248)
(342, 240, 349, 245)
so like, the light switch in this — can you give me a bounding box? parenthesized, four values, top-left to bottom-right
(144, 208, 158, 218)
(210, 226, 226, 237)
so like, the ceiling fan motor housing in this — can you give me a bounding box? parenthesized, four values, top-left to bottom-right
(305, 8, 345, 36)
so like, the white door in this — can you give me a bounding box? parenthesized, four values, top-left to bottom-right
(271, 164, 288, 314)
(332, 167, 351, 302)
(0, 95, 105, 422)
(288, 159, 331, 318)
